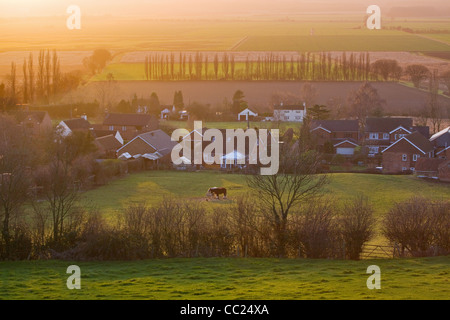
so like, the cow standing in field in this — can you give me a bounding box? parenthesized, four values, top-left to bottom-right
(206, 187, 227, 200)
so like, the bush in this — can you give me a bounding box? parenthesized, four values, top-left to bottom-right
(290, 201, 341, 259)
(383, 197, 449, 257)
(339, 196, 376, 260)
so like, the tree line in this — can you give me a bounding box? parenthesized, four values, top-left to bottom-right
(143, 52, 377, 81)
(0, 50, 83, 110)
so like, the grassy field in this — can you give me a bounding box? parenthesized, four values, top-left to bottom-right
(0, 256, 448, 299)
(236, 35, 450, 52)
(80, 171, 450, 219)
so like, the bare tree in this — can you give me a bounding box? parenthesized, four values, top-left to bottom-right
(0, 116, 32, 258)
(246, 144, 328, 257)
(347, 82, 385, 144)
(291, 201, 339, 259)
(300, 83, 317, 108)
(405, 64, 429, 88)
(371, 59, 401, 81)
(383, 196, 449, 257)
(22, 59, 28, 104)
(428, 69, 444, 133)
(441, 70, 450, 94)
(28, 52, 34, 103)
(94, 73, 118, 113)
(7, 62, 17, 105)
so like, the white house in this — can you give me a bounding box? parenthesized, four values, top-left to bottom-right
(160, 108, 170, 119)
(238, 108, 258, 121)
(273, 104, 306, 122)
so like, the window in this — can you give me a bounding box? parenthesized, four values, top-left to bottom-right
(295, 116, 301, 120)
(413, 154, 419, 162)
(369, 133, 379, 140)
(383, 133, 389, 140)
(109, 125, 114, 131)
(122, 126, 127, 131)
(369, 146, 379, 154)
(402, 154, 407, 162)
(402, 167, 407, 171)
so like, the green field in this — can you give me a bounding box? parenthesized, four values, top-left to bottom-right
(0, 256, 448, 299)
(236, 35, 450, 52)
(2, 172, 449, 300)
(81, 171, 450, 219)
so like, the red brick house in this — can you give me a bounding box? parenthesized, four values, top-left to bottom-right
(310, 120, 360, 155)
(94, 134, 123, 159)
(102, 113, 158, 141)
(381, 131, 434, 173)
(364, 117, 429, 156)
(116, 129, 176, 164)
(58, 117, 92, 136)
(436, 146, 450, 159)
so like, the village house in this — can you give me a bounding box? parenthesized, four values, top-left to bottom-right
(273, 104, 306, 122)
(116, 129, 176, 166)
(237, 108, 258, 121)
(436, 146, 450, 159)
(94, 134, 124, 159)
(102, 113, 159, 141)
(57, 116, 92, 137)
(177, 127, 277, 171)
(381, 131, 434, 174)
(15, 111, 52, 136)
(89, 129, 124, 145)
(310, 120, 360, 155)
(365, 117, 429, 156)
(430, 126, 450, 155)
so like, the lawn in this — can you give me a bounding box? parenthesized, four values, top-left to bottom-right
(0, 256, 448, 300)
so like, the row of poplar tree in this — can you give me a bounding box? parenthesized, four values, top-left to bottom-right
(143, 52, 385, 81)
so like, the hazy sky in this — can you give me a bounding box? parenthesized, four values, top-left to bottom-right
(1, 0, 449, 18)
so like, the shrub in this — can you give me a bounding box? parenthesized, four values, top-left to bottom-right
(339, 196, 376, 260)
(290, 201, 340, 259)
(383, 197, 449, 257)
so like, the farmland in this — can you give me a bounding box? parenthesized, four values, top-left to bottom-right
(1, 256, 448, 299)
(67, 80, 450, 116)
(235, 35, 450, 52)
(1, 15, 450, 80)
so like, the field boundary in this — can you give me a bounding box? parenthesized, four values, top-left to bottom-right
(230, 36, 249, 50)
